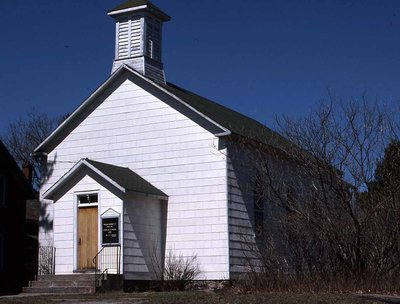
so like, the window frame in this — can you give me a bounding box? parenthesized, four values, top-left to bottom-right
(77, 192, 99, 208)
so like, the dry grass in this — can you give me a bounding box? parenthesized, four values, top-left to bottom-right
(0, 291, 386, 304)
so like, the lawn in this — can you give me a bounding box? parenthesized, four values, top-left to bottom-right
(0, 291, 387, 304)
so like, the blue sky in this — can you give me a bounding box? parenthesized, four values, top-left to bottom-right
(1, 0, 399, 135)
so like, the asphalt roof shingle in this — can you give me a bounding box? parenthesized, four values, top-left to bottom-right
(34, 66, 293, 156)
(163, 82, 294, 153)
(86, 159, 167, 198)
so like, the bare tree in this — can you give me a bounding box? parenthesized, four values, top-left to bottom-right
(235, 98, 400, 292)
(1, 108, 64, 189)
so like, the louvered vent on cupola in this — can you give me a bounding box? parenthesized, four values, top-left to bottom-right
(108, 0, 170, 84)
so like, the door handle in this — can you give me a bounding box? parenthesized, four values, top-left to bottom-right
(79, 238, 82, 245)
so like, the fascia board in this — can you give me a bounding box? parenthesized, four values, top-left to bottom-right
(125, 190, 168, 200)
(34, 65, 231, 154)
(43, 159, 126, 200)
(123, 65, 232, 136)
(108, 5, 171, 21)
(33, 66, 127, 154)
(107, 5, 147, 16)
(82, 160, 126, 194)
(42, 159, 86, 199)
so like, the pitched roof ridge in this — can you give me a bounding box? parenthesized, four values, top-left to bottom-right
(85, 158, 129, 170)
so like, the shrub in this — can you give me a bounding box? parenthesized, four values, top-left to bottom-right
(151, 248, 201, 291)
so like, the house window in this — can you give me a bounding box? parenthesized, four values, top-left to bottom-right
(254, 177, 265, 237)
(0, 175, 5, 207)
(77, 193, 98, 206)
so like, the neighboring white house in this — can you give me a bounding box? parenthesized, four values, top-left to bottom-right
(34, 0, 295, 283)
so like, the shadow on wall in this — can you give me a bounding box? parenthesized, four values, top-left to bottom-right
(39, 153, 57, 233)
(39, 203, 53, 233)
(123, 198, 167, 281)
(40, 152, 57, 188)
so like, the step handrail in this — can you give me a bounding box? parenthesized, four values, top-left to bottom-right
(92, 246, 106, 267)
(95, 268, 108, 288)
(93, 247, 106, 289)
(92, 245, 121, 290)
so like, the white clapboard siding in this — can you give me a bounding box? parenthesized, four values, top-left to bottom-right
(226, 143, 259, 277)
(123, 195, 163, 280)
(226, 141, 307, 277)
(41, 78, 229, 279)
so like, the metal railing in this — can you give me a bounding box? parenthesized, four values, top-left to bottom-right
(93, 245, 121, 287)
(38, 246, 56, 275)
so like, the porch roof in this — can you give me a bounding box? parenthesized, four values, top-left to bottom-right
(43, 158, 167, 200)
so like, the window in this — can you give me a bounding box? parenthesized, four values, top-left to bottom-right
(0, 175, 5, 207)
(77, 193, 98, 206)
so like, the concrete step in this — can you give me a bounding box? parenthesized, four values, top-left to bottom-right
(30, 280, 95, 288)
(24, 274, 96, 294)
(23, 286, 95, 294)
(38, 274, 95, 281)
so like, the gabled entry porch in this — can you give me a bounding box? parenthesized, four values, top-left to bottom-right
(30, 158, 168, 293)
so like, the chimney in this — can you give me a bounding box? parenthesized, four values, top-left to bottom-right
(108, 0, 171, 84)
(23, 162, 33, 185)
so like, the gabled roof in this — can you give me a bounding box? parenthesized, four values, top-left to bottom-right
(43, 158, 167, 200)
(85, 159, 166, 197)
(34, 65, 293, 155)
(162, 83, 294, 152)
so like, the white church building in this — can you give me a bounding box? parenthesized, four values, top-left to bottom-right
(33, 0, 294, 288)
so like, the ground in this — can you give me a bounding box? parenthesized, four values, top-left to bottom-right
(1, 292, 399, 304)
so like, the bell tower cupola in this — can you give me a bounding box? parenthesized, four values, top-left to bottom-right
(108, 0, 170, 84)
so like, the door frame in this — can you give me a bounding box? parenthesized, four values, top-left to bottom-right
(73, 190, 100, 271)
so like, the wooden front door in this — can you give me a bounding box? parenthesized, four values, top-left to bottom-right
(78, 207, 98, 270)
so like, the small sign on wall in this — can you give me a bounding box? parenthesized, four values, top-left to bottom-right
(101, 208, 120, 245)
(102, 217, 119, 245)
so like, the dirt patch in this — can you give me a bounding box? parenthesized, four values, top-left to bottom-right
(0, 291, 391, 304)
(53, 299, 147, 304)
